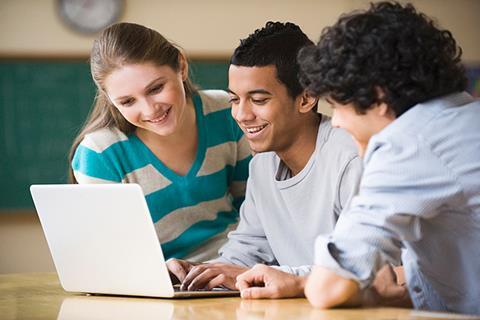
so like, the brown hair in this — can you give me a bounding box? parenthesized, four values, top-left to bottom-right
(68, 22, 197, 183)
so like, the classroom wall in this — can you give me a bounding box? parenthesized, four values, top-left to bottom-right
(1, 0, 480, 61)
(1, 0, 479, 274)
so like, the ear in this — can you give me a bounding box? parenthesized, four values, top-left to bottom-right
(377, 102, 389, 116)
(375, 102, 397, 120)
(297, 90, 319, 114)
(373, 86, 396, 119)
(178, 52, 189, 81)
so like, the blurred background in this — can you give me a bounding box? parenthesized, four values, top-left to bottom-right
(1, 0, 479, 274)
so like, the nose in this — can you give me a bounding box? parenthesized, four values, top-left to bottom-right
(331, 110, 341, 128)
(142, 96, 158, 115)
(232, 100, 255, 123)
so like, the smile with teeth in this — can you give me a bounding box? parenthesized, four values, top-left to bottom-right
(146, 108, 171, 123)
(245, 124, 268, 134)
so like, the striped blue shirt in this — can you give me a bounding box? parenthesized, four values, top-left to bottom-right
(314, 92, 480, 315)
(72, 90, 252, 261)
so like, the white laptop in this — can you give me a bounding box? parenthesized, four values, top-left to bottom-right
(30, 184, 239, 298)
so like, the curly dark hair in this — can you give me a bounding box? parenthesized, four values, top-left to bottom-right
(298, 1, 467, 116)
(231, 21, 314, 99)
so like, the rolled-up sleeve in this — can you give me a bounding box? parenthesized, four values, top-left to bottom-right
(314, 133, 462, 289)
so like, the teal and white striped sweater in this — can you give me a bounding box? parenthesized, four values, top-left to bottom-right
(72, 90, 252, 261)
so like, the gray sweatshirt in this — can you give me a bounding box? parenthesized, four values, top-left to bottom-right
(216, 116, 363, 276)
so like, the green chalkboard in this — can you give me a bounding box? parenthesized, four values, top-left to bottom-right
(0, 59, 229, 209)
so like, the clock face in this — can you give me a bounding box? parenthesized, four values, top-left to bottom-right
(57, 0, 124, 34)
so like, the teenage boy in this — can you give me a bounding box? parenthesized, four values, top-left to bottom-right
(237, 2, 480, 315)
(166, 21, 362, 293)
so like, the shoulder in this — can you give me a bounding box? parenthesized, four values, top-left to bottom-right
(197, 90, 230, 115)
(364, 129, 421, 169)
(249, 152, 278, 177)
(361, 128, 440, 190)
(79, 127, 129, 153)
(72, 127, 129, 178)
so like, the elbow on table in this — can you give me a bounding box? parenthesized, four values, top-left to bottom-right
(305, 266, 360, 309)
(305, 277, 338, 308)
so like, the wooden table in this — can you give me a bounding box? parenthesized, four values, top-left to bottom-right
(0, 273, 477, 320)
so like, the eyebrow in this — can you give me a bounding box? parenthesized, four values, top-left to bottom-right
(226, 88, 272, 95)
(112, 76, 166, 102)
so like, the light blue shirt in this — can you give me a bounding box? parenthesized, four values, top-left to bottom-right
(314, 92, 480, 315)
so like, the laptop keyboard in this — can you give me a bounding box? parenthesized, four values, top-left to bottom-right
(173, 284, 231, 292)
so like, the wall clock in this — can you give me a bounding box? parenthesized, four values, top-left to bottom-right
(57, 0, 124, 35)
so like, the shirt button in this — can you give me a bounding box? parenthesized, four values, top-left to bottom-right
(413, 286, 422, 293)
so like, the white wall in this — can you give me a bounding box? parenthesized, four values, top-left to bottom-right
(1, 0, 479, 62)
(0, 211, 55, 273)
(0, 0, 479, 273)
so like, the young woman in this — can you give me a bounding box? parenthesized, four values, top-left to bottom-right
(68, 22, 251, 262)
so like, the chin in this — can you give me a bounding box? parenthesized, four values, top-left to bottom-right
(149, 127, 175, 137)
(249, 143, 271, 154)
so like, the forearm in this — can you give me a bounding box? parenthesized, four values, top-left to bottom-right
(291, 275, 307, 298)
(217, 239, 276, 267)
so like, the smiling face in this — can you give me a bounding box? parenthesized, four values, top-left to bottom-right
(228, 64, 311, 154)
(104, 62, 189, 139)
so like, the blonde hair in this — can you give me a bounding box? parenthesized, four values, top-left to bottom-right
(68, 23, 197, 183)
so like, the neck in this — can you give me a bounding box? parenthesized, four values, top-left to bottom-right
(277, 114, 321, 177)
